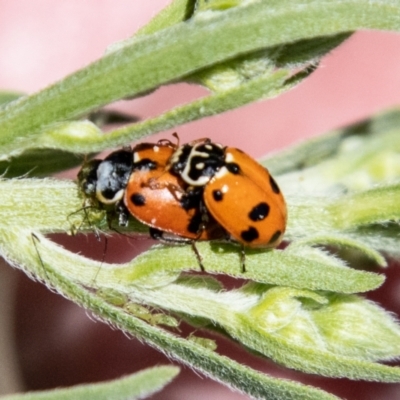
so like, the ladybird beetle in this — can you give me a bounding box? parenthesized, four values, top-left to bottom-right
(124, 140, 225, 244)
(168, 139, 287, 259)
(77, 148, 134, 226)
(77, 139, 225, 269)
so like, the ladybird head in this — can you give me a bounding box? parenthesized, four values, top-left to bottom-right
(94, 149, 134, 205)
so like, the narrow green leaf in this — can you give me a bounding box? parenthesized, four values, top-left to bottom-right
(229, 318, 400, 382)
(330, 184, 400, 229)
(0, 149, 85, 178)
(0, 228, 343, 400)
(136, 0, 196, 35)
(0, 178, 385, 293)
(115, 242, 384, 293)
(0, 180, 83, 232)
(222, 286, 400, 380)
(0, 366, 179, 400)
(1, 0, 400, 155)
(0, 91, 22, 107)
(28, 69, 290, 153)
(264, 107, 400, 175)
(348, 223, 400, 257)
(289, 235, 387, 267)
(91, 69, 289, 151)
(275, 33, 352, 67)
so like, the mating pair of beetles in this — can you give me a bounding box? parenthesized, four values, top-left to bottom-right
(78, 135, 287, 271)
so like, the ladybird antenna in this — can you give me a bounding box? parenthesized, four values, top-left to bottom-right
(172, 132, 180, 147)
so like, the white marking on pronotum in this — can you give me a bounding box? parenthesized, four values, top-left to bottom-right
(214, 166, 229, 179)
(225, 152, 234, 163)
(196, 162, 205, 170)
(133, 152, 141, 163)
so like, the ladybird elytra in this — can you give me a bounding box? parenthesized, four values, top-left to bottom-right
(124, 141, 225, 242)
(168, 140, 287, 249)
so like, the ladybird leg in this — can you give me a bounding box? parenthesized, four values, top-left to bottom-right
(145, 176, 186, 199)
(225, 236, 247, 273)
(191, 241, 205, 272)
(149, 227, 163, 241)
(192, 197, 213, 241)
(149, 228, 189, 244)
(191, 204, 209, 241)
(116, 201, 130, 227)
(240, 244, 246, 273)
(145, 176, 188, 205)
(68, 205, 104, 242)
(188, 137, 212, 145)
(148, 228, 205, 272)
(67, 205, 89, 235)
(199, 197, 211, 226)
(152, 180, 187, 203)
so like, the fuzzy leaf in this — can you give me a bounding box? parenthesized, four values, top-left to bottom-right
(0, 228, 342, 400)
(114, 242, 384, 293)
(0, 366, 179, 400)
(0, 178, 385, 293)
(0, 149, 85, 178)
(1, 1, 400, 156)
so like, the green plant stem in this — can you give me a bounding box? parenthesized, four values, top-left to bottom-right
(0, 0, 399, 156)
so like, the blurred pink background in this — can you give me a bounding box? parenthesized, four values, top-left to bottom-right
(1, 1, 400, 399)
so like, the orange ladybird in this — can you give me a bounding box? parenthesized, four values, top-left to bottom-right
(77, 140, 225, 248)
(168, 139, 287, 249)
(124, 141, 224, 242)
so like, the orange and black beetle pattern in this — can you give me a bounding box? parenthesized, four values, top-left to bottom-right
(168, 139, 287, 248)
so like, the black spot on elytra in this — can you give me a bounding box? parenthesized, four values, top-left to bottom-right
(269, 230, 282, 244)
(212, 190, 223, 202)
(241, 227, 259, 243)
(248, 202, 269, 221)
(130, 193, 146, 206)
(226, 162, 240, 175)
(269, 175, 280, 194)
